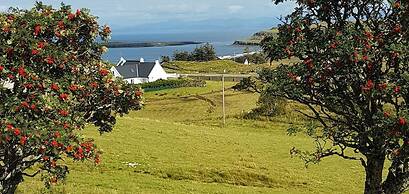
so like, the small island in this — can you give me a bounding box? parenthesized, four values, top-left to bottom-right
(104, 41, 203, 48)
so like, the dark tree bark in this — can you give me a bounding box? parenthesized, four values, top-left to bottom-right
(381, 161, 409, 194)
(1, 172, 23, 194)
(4, 184, 18, 194)
(364, 155, 385, 194)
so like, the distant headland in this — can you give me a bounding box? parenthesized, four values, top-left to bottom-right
(233, 28, 278, 46)
(105, 41, 203, 48)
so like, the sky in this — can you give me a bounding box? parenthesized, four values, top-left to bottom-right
(0, 0, 295, 36)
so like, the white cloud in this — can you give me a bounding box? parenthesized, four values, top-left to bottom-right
(0, 0, 296, 31)
(227, 5, 244, 13)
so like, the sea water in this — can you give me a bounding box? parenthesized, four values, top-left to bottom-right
(103, 31, 260, 63)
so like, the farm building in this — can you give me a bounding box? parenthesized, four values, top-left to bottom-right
(111, 57, 169, 84)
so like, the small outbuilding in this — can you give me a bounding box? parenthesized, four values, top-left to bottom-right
(244, 59, 249, 65)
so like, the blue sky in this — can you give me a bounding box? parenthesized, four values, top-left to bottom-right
(0, 0, 295, 35)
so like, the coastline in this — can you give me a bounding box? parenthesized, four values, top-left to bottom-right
(105, 41, 203, 48)
(233, 29, 278, 46)
(103, 41, 260, 63)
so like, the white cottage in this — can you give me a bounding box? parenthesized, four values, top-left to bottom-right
(244, 59, 249, 65)
(111, 58, 168, 84)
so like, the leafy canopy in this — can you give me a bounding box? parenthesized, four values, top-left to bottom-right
(0, 2, 142, 192)
(262, 0, 409, 193)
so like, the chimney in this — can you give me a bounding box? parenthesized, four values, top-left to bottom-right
(140, 58, 144, 63)
(135, 63, 139, 77)
(118, 57, 126, 66)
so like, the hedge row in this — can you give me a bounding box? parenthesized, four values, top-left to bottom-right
(139, 79, 206, 91)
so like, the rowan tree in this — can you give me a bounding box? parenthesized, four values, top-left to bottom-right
(262, 0, 409, 193)
(0, 3, 142, 193)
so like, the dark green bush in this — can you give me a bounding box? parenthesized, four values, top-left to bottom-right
(233, 74, 286, 120)
(161, 56, 171, 63)
(191, 43, 217, 62)
(173, 51, 191, 61)
(139, 79, 206, 91)
(234, 53, 267, 64)
(173, 43, 217, 62)
(242, 92, 287, 120)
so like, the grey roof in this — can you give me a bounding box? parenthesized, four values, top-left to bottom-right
(115, 60, 156, 79)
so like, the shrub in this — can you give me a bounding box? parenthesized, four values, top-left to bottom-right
(173, 51, 191, 61)
(139, 78, 206, 91)
(173, 43, 217, 62)
(191, 43, 217, 62)
(234, 53, 267, 64)
(243, 94, 287, 120)
(234, 77, 286, 120)
(161, 56, 170, 63)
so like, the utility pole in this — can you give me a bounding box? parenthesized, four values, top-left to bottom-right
(222, 70, 226, 127)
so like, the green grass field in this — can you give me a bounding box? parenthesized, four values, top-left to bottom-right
(162, 59, 296, 74)
(17, 81, 365, 194)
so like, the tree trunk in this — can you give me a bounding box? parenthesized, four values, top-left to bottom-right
(4, 184, 18, 194)
(364, 155, 385, 194)
(0, 172, 23, 194)
(381, 160, 409, 194)
(382, 173, 404, 194)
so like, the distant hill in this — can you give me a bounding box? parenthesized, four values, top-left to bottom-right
(233, 28, 278, 46)
(104, 41, 202, 48)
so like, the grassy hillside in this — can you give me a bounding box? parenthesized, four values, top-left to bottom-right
(17, 81, 365, 194)
(163, 59, 296, 74)
(233, 28, 279, 46)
